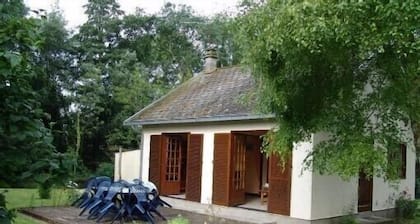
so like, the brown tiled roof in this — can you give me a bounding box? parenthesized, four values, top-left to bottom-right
(124, 67, 272, 125)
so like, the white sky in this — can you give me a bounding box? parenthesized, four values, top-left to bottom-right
(24, 0, 240, 29)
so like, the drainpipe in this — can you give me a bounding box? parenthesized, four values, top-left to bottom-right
(138, 131, 143, 180)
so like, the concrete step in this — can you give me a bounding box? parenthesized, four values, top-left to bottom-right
(356, 215, 394, 224)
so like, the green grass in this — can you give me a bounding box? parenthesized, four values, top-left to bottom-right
(2, 188, 74, 209)
(1, 188, 78, 224)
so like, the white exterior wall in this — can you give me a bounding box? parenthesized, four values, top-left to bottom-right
(138, 121, 416, 221)
(141, 121, 276, 204)
(309, 133, 358, 220)
(114, 150, 142, 181)
(290, 140, 314, 220)
(310, 132, 417, 220)
(311, 174, 358, 219)
(140, 121, 315, 220)
(372, 142, 416, 211)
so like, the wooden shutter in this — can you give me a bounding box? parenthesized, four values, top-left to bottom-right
(267, 154, 291, 216)
(185, 134, 203, 202)
(149, 135, 162, 190)
(229, 134, 246, 206)
(213, 133, 231, 206)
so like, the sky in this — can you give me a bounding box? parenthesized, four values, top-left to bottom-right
(24, 0, 240, 29)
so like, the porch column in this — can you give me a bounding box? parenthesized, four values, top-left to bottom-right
(200, 132, 214, 204)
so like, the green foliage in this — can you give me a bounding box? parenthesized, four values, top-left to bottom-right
(37, 184, 51, 199)
(238, 0, 420, 179)
(95, 162, 114, 177)
(168, 215, 190, 224)
(0, 190, 16, 224)
(339, 215, 358, 224)
(0, 0, 58, 186)
(1, 188, 74, 209)
(396, 192, 418, 219)
(416, 178, 420, 199)
(0, 0, 240, 180)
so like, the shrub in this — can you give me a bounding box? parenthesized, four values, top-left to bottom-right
(168, 215, 190, 224)
(339, 214, 358, 224)
(395, 191, 418, 219)
(0, 190, 15, 224)
(95, 162, 114, 177)
(38, 183, 52, 199)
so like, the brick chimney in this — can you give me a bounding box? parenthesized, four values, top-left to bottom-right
(203, 47, 218, 73)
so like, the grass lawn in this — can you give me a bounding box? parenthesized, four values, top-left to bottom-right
(1, 188, 78, 224)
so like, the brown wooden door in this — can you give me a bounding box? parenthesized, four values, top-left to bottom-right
(213, 133, 231, 206)
(229, 134, 246, 206)
(160, 135, 182, 195)
(149, 135, 162, 190)
(185, 134, 203, 202)
(267, 154, 291, 216)
(358, 172, 373, 212)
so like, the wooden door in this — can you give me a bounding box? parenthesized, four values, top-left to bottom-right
(149, 135, 162, 190)
(213, 133, 230, 206)
(267, 154, 291, 216)
(358, 172, 373, 212)
(229, 134, 246, 206)
(185, 134, 203, 202)
(160, 135, 182, 195)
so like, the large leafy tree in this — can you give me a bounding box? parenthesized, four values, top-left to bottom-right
(238, 0, 419, 179)
(121, 3, 203, 87)
(0, 0, 56, 186)
(72, 0, 126, 168)
(36, 8, 74, 153)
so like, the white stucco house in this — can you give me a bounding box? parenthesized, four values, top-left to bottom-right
(122, 49, 416, 223)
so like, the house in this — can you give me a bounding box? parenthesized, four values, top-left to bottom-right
(123, 48, 416, 223)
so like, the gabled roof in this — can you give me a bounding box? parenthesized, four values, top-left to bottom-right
(124, 66, 273, 126)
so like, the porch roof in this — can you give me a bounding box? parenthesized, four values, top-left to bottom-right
(124, 66, 273, 126)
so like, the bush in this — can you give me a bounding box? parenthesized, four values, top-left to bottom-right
(0, 190, 15, 223)
(95, 162, 114, 177)
(38, 183, 52, 199)
(339, 214, 358, 224)
(395, 192, 418, 219)
(415, 178, 420, 199)
(168, 215, 190, 224)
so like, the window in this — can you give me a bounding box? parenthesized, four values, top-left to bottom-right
(388, 143, 407, 179)
(165, 136, 181, 182)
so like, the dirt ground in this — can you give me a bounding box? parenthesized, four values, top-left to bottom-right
(21, 206, 252, 224)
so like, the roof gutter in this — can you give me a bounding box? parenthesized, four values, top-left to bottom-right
(123, 114, 275, 126)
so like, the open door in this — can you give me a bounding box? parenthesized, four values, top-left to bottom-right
(267, 154, 291, 216)
(358, 172, 373, 212)
(229, 134, 246, 206)
(160, 135, 183, 195)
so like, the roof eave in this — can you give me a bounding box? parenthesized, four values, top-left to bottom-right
(123, 114, 275, 126)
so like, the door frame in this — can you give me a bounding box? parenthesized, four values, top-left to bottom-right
(358, 172, 373, 212)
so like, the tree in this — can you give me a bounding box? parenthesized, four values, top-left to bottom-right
(237, 0, 419, 179)
(0, 0, 55, 186)
(121, 3, 203, 87)
(198, 13, 242, 67)
(72, 0, 125, 169)
(36, 8, 74, 153)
